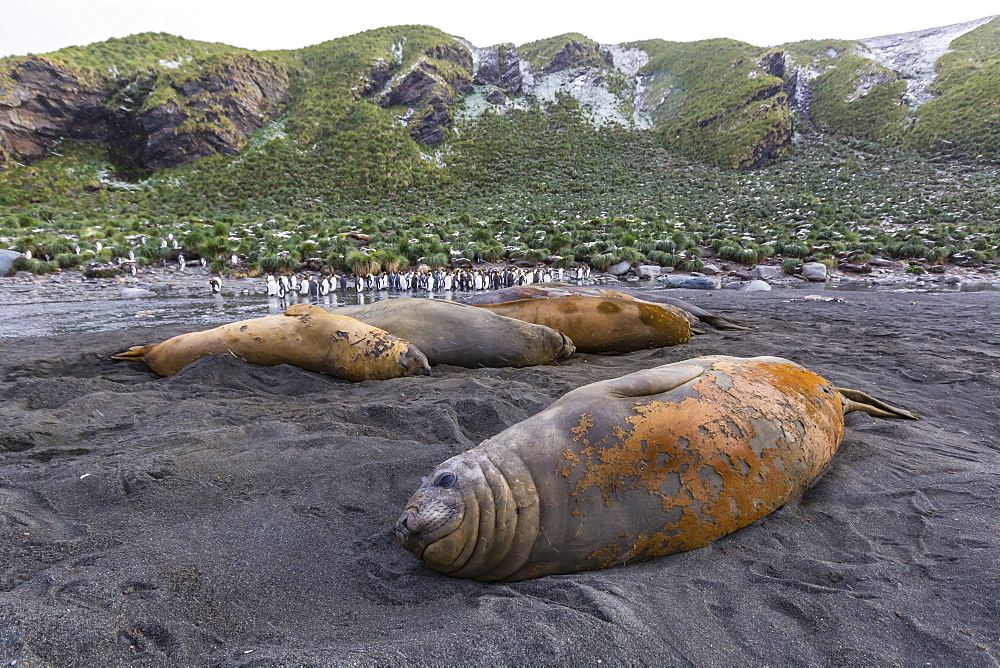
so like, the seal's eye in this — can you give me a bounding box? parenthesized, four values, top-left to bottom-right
(434, 472, 457, 488)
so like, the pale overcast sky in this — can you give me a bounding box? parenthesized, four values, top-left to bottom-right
(2, 0, 997, 58)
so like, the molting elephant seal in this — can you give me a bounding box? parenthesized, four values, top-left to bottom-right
(338, 298, 574, 368)
(396, 355, 916, 581)
(112, 304, 430, 381)
(458, 283, 749, 332)
(474, 295, 691, 353)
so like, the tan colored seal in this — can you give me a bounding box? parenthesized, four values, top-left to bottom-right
(112, 304, 430, 381)
(459, 283, 749, 331)
(338, 298, 574, 368)
(474, 295, 691, 353)
(396, 355, 917, 581)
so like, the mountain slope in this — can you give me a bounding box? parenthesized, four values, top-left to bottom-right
(2, 18, 998, 176)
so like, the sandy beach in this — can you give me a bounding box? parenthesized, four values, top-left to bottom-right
(0, 285, 997, 664)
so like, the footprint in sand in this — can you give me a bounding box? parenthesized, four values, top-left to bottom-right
(0, 486, 87, 541)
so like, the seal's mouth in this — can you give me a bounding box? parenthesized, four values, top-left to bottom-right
(394, 508, 428, 558)
(394, 492, 464, 561)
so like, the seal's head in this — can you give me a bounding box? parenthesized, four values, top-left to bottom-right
(395, 462, 473, 570)
(399, 343, 431, 376)
(396, 448, 540, 581)
(396, 470, 465, 566)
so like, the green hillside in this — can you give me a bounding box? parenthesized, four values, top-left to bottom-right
(1, 23, 998, 276)
(906, 18, 1000, 161)
(782, 39, 908, 142)
(631, 38, 792, 169)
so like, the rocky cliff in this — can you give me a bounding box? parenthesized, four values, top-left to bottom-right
(376, 43, 473, 145)
(123, 53, 289, 169)
(0, 58, 109, 167)
(0, 51, 288, 171)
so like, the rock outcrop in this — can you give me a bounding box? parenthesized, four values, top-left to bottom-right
(361, 58, 398, 97)
(379, 42, 473, 145)
(473, 43, 522, 94)
(544, 40, 609, 74)
(128, 53, 289, 170)
(0, 53, 288, 171)
(0, 58, 109, 167)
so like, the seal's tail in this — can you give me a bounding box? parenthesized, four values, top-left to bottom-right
(110, 345, 154, 361)
(836, 387, 918, 420)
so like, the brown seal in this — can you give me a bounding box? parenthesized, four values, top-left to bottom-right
(396, 355, 917, 581)
(111, 304, 430, 381)
(458, 283, 749, 331)
(474, 295, 691, 353)
(338, 298, 574, 368)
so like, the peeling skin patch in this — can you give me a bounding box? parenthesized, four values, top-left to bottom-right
(554, 359, 844, 568)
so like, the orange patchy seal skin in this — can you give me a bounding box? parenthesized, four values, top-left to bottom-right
(111, 304, 430, 382)
(457, 283, 749, 331)
(396, 355, 916, 581)
(474, 295, 691, 353)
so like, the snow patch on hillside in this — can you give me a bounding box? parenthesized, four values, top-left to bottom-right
(860, 16, 996, 107)
(605, 44, 653, 129)
(534, 68, 632, 127)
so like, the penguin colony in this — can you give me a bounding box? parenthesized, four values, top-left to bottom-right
(263, 266, 592, 298)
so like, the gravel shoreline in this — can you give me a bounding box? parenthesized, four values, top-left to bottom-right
(1, 259, 998, 305)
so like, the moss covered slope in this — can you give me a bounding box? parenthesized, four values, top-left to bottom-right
(906, 17, 1000, 161)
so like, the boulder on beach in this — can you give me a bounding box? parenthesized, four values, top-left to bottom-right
(634, 265, 661, 279)
(663, 275, 721, 290)
(607, 260, 631, 276)
(724, 279, 772, 292)
(802, 262, 829, 281)
(751, 265, 782, 280)
(0, 249, 22, 276)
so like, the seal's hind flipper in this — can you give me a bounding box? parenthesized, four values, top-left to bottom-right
(605, 364, 704, 398)
(110, 345, 155, 361)
(699, 315, 751, 331)
(837, 388, 918, 420)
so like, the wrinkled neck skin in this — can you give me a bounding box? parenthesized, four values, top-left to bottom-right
(400, 441, 541, 582)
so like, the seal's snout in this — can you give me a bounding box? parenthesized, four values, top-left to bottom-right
(395, 486, 466, 562)
(558, 333, 576, 360)
(399, 344, 432, 376)
(395, 509, 416, 543)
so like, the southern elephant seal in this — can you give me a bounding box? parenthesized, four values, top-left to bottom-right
(458, 283, 749, 332)
(337, 298, 575, 368)
(112, 304, 430, 381)
(396, 355, 917, 581)
(473, 295, 691, 353)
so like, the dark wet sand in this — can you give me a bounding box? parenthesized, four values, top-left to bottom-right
(0, 289, 997, 665)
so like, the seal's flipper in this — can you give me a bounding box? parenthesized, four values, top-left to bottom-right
(110, 345, 155, 361)
(837, 387, 918, 420)
(605, 365, 704, 398)
(698, 315, 751, 331)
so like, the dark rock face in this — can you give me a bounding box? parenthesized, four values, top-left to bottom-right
(133, 54, 289, 170)
(410, 91, 453, 144)
(0, 58, 109, 167)
(474, 43, 522, 94)
(759, 51, 786, 80)
(0, 53, 288, 171)
(362, 58, 398, 97)
(485, 88, 506, 105)
(544, 40, 603, 74)
(424, 43, 473, 72)
(379, 42, 473, 146)
(381, 66, 439, 108)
